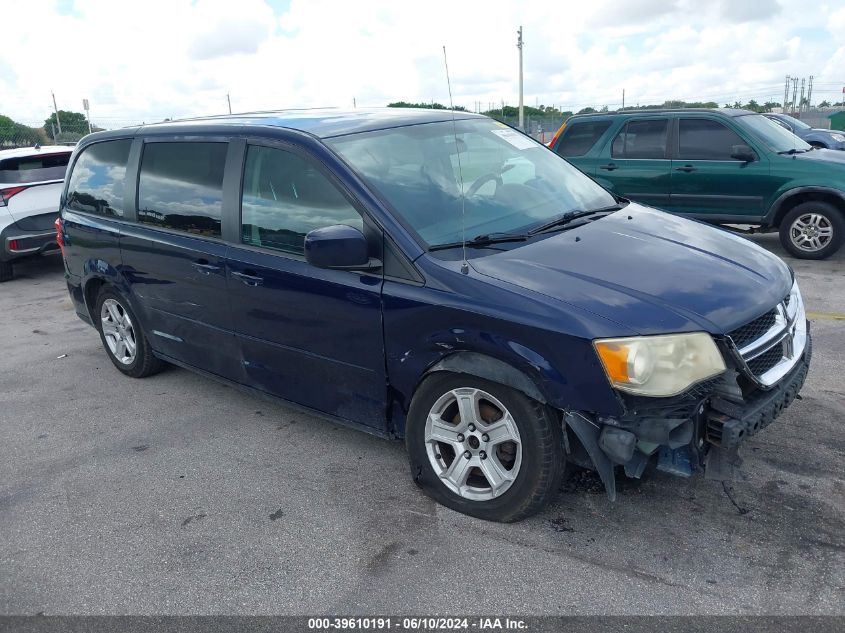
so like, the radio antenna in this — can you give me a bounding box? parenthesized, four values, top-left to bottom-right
(443, 45, 469, 275)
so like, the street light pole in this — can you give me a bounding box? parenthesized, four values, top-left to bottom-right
(226, 93, 232, 114)
(517, 26, 524, 131)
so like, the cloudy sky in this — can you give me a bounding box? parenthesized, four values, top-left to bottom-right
(2, 0, 845, 128)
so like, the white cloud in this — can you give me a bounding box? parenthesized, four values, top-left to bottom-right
(1, 0, 843, 129)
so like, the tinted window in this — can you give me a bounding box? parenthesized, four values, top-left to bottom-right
(678, 119, 746, 160)
(137, 142, 227, 237)
(611, 119, 668, 159)
(241, 145, 363, 256)
(0, 152, 71, 184)
(66, 140, 131, 217)
(555, 121, 611, 157)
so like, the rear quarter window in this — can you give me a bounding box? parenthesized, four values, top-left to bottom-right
(555, 120, 612, 157)
(0, 152, 71, 184)
(66, 140, 132, 217)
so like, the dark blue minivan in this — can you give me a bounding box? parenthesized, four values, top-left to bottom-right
(58, 109, 811, 521)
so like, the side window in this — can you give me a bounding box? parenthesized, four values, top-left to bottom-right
(66, 141, 131, 217)
(611, 119, 668, 159)
(678, 119, 746, 160)
(555, 121, 611, 157)
(0, 152, 71, 184)
(137, 142, 227, 237)
(241, 145, 363, 256)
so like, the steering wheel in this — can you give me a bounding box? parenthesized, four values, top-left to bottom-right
(466, 172, 503, 197)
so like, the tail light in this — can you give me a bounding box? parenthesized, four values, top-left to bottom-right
(55, 216, 66, 259)
(0, 185, 29, 207)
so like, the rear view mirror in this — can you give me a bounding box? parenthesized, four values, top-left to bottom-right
(304, 225, 381, 271)
(731, 144, 757, 162)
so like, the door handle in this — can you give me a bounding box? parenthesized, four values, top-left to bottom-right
(192, 261, 221, 275)
(599, 163, 618, 171)
(231, 270, 264, 286)
(675, 165, 696, 172)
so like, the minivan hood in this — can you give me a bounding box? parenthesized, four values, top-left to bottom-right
(470, 205, 792, 336)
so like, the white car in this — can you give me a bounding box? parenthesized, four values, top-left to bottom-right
(0, 145, 73, 281)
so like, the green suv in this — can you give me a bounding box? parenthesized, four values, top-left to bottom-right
(550, 108, 845, 259)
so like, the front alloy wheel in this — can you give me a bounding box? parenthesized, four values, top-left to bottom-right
(425, 387, 522, 501)
(779, 201, 844, 260)
(406, 372, 565, 522)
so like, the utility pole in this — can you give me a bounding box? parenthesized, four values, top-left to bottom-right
(799, 78, 806, 114)
(226, 93, 232, 114)
(807, 75, 814, 110)
(517, 26, 524, 131)
(353, 97, 357, 108)
(784, 75, 790, 113)
(82, 98, 92, 134)
(51, 91, 62, 134)
(622, 89, 625, 110)
(791, 77, 799, 114)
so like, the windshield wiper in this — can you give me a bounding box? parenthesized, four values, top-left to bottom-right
(529, 203, 625, 235)
(777, 148, 810, 155)
(428, 232, 529, 252)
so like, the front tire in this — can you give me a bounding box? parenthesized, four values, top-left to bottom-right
(95, 287, 164, 378)
(406, 372, 564, 522)
(779, 201, 844, 260)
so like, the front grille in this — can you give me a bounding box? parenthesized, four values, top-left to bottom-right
(728, 308, 777, 349)
(745, 345, 784, 376)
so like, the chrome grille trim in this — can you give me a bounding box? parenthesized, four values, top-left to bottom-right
(728, 282, 807, 388)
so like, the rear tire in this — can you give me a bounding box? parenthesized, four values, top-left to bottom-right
(95, 287, 164, 378)
(406, 372, 564, 522)
(0, 261, 13, 282)
(779, 201, 844, 260)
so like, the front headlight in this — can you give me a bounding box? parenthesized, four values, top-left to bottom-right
(594, 332, 726, 397)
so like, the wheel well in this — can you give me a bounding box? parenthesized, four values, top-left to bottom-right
(83, 277, 106, 321)
(772, 191, 845, 228)
(424, 352, 546, 404)
(808, 141, 827, 148)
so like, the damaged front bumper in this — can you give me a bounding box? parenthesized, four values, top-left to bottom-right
(563, 329, 812, 500)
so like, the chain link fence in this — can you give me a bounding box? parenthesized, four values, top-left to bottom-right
(486, 114, 569, 143)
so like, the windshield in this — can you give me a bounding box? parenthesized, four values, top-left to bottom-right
(327, 119, 616, 247)
(781, 114, 811, 130)
(737, 114, 811, 153)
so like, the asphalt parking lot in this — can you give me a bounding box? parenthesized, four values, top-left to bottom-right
(1, 232, 843, 616)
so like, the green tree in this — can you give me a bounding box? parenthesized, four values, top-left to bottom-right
(576, 107, 597, 115)
(819, 100, 831, 108)
(0, 114, 48, 147)
(43, 110, 89, 136)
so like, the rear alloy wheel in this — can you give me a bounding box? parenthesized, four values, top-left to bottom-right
(95, 288, 164, 378)
(406, 372, 564, 522)
(779, 201, 844, 260)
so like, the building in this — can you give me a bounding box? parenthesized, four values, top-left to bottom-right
(828, 111, 845, 132)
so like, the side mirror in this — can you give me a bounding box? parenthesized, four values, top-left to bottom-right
(304, 225, 381, 271)
(731, 144, 757, 162)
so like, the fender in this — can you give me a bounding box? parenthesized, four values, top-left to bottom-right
(425, 351, 546, 403)
(565, 411, 617, 501)
(763, 186, 845, 226)
(80, 262, 134, 323)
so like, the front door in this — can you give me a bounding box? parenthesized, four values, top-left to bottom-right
(668, 117, 771, 218)
(225, 143, 386, 428)
(594, 117, 672, 210)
